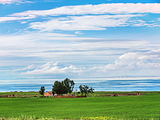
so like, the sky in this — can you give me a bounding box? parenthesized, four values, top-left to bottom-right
(0, 0, 160, 87)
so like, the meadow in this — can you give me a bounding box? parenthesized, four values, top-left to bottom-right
(0, 92, 160, 120)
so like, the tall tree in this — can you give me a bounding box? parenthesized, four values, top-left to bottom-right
(79, 85, 84, 96)
(52, 81, 67, 95)
(63, 78, 75, 94)
(79, 85, 94, 96)
(89, 86, 94, 94)
(39, 86, 45, 96)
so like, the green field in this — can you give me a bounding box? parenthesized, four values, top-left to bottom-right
(0, 92, 160, 120)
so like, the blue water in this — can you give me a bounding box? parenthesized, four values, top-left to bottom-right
(1, 79, 160, 92)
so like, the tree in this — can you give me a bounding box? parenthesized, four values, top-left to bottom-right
(52, 78, 75, 95)
(89, 86, 94, 94)
(79, 85, 84, 96)
(63, 78, 75, 94)
(52, 81, 67, 95)
(79, 85, 94, 96)
(39, 86, 45, 96)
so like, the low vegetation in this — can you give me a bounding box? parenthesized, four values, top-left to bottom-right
(0, 91, 160, 119)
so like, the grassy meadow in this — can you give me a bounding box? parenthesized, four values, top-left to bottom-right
(0, 92, 160, 119)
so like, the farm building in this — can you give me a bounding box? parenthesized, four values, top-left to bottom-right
(44, 91, 53, 96)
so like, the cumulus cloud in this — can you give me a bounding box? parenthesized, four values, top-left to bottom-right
(104, 49, 160, 70)
(18, 49, 160, 77)
(22, 61, 85, 75)
(0, 0, 32, 4)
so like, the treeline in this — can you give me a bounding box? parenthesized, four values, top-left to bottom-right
(39, 78, 94, 96)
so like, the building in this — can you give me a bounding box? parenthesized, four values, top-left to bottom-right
(44, 91, 53, 96)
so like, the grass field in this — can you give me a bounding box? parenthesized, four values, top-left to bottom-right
(0, 92, 160, 119)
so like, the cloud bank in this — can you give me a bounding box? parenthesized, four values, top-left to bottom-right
(16, 49, 160, 78)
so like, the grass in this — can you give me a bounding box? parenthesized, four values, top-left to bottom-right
(0, 92, 41, 98)
(0, 92, 160, 119)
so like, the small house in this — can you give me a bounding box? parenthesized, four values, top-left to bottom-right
(44, 91, 53, 96)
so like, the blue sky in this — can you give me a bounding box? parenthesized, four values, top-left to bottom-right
(0, 0, 160, 86)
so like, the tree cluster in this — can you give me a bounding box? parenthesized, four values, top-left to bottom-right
(39, 78, 94, 96)
(52, 78, 75, 95)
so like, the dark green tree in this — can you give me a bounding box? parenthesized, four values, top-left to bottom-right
(63, 78, 75, 94)
(89, 86, 94, 94)
(79, 85, 94, 96)
(83, 85, 89, 96)
(39, 86, 45, 96)
(52, 81, 67, 95)
(79, 85, 84, 95)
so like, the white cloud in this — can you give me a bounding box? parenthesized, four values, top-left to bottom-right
(0, 0, 16, 4)
(20, 21, 27, 24)
(0, 30, 154, 73)
(29, 15, 139, 31)
(0, 0, 32, 4)
(0, 32, 148, 58)
(130, 20, 147, 27)
(75, 31, 83, 35)
(22, 61, 85, 75)
(16, 49, 160, 78)
(129, 19, 160, 27)
(1, 3, 160, 29)
(10, 3, 160, 17)
(0, 16, 36, 23)
(104, 49, 160, 70)
(13, 65, 35, 71)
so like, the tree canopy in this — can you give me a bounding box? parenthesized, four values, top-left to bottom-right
(39, 86, 45, 96)
(52, 81, 67, 95)
(52, 78, 75, 95)
(79, 85, 94, 96)
(63, 78, 75, 94)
